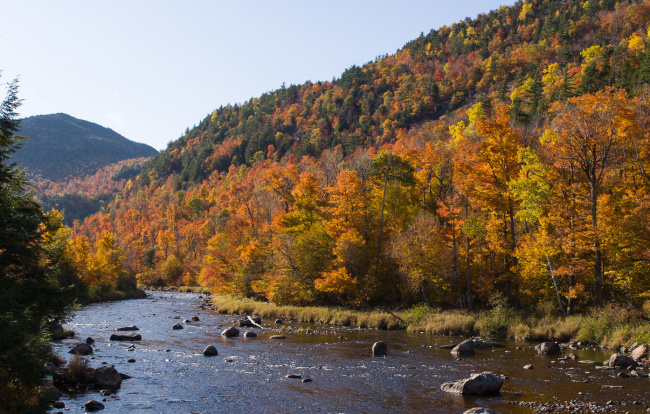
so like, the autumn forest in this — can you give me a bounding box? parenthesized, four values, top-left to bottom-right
(60, 0, 650, 315)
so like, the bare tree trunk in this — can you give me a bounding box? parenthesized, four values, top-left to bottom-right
(451, 226, 463, 309)
(546, 256, 567, 316)
(375, 156, 391, 271)
(590, 181, 603, 307)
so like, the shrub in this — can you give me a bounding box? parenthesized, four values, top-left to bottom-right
(477, 293, 518, 338)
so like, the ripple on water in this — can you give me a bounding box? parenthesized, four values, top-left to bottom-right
(51, 291, 650, 414)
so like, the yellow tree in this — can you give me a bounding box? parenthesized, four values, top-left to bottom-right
(316, 170, 372, 306)
(94, 230, 125, 289)
(455, 106, 523, 305)
(390, 213, 452, 305)
(545, 89, 631, 306)
(156, 229, 176, 259)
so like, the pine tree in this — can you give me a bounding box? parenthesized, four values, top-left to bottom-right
(639, 49, 650, 85)
(0, 77, 74, 412)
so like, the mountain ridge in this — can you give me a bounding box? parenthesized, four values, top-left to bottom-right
(13, 113, 158, 181)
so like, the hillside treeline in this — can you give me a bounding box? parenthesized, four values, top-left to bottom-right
(70, 0, 650, 313)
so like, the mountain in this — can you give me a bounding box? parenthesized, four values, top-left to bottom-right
(71, 0, 650, 312)
(13, 113, 158, 181)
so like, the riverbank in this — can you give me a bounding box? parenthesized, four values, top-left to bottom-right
(139, 285, 211, 294)
(82, 287, 147, 304)
(211, 295, 650, 349)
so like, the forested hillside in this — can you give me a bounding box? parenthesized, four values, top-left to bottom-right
(13, 113, 157, 181)
(32, 157, 151, 225)
(72, 0, 650, 313)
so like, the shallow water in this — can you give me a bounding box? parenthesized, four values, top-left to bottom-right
(51, 292, 650, 413)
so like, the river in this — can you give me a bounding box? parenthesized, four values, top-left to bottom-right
(50, 291, 649, 413)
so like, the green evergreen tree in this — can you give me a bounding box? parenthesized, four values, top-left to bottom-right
(0, 77, 74, 413)
(578, 61, 600, 95)
(558, 68, 576, 101)
(639, 49, 650, 85)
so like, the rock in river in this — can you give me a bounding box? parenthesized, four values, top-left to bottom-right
(68, 343, 93, 355)
(606, 354, 638, 368)
(110, 333, 142, 341)
(172, 323, 183, 330)
(221, 326, 239, 338)
(93, 366, 122, 391)
(535, 342, 561, 355)
(203, 345, 218, 356)
(85, 400, 105, 411)
(372, 341, 388, 356)
(441, 372, 504, 396)
(244, 331, 257, 338)
(631, 344, 647, 361)
(42, 320, 65, 340)
(451, 339, 475, 356)
(115, 325, 139, 331)
(464, 409, 496, 414)
(472, 338, 505, 349)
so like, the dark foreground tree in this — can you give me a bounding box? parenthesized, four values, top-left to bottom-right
(0, 77, 75, 413)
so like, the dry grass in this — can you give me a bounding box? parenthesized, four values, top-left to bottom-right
(211, 295, 403, 330)
(407, 310, 478, 336)
(67, 354, 90, 383)
(509, 315, 583, 342)
(210, 295, 650, 347)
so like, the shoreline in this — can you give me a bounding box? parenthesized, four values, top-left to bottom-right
(209, 294, 650, 350)
(80, 288, 147, 305)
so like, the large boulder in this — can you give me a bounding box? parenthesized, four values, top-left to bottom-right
(238, 315, 262, 327)
(535, 342, 561, 355)
(631, 344, 648, 361)
(451, 339, 475, 356)
(472, 338, 506, 349)
(115, 325, 139, 331)
(372, 341, 388, 356)
(244, 331, 257, 338)
(85, 400, 105, 411)
(203, 345, 218, 356)
(42, 320, 65, 340)
(441, 372, 504, 396)
(606, 354, 638, 368)
(41, 385, 62, 403)
(93, 366, 122, 391)
(221, 326, 239, 338)
(172, 323, 183, 330)
(110, 333, 142, 341)
(68, 343, 93, 355)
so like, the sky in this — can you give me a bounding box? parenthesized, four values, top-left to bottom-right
(1, 1, 515, 151)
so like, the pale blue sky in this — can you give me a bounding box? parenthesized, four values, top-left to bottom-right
(1, 1, 515, 150)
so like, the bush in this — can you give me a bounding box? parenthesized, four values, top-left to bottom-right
(477, 293, 518, 339)
(67, 354, 90, 383)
